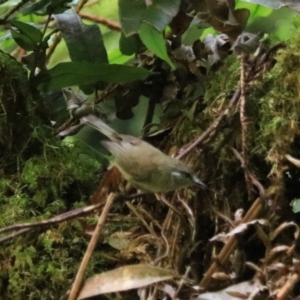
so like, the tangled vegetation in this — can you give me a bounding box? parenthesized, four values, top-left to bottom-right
(1, 1, 300, 299)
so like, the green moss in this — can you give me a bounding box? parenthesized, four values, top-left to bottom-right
(186, 29, 300, 208)
(204, 56, 239, 104)
(0, 133, 108, 299)
(251, 33, 300, 164)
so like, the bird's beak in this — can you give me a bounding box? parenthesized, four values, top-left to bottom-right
(192, 175, 206, 188)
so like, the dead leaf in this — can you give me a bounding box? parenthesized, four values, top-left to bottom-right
(271, 221, 300, 241)
(78, 265, 175, 299)
(194, 278, 264, 300)
(286, 154, 300, 168)
(210, 219, 270, 242)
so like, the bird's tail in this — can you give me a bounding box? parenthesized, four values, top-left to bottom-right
(81, 114, 119, 141)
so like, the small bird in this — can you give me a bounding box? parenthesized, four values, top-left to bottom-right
(81, 114, 206, 193)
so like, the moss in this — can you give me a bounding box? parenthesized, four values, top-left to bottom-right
(0, 133, 107, 299)
(185, 29, 300, 209)
(0, 51, 117, 299)
(249, 32, 300, 171)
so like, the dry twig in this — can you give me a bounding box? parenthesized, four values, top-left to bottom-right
(68, 193, 117, 300)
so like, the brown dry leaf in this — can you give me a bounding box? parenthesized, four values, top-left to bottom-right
(269, 245, 291, 256)
(194, 0, 249, 39)
(210, 219, 270, 242)
(227, 219, 270, 236)
(194, 278, 264, 300)
(270, 221, 300, 241)
(169, 10, 193, 35)
(266, 245, 292, 265)
(91, 166, 122, 204)
(78, 265, 175, 299)
(285, 154, 300, 168)
(267, 262, 288, 273)
(119, 234, 158, 261)
(206, 0, 235, 23)
(211, 272, 231, 280)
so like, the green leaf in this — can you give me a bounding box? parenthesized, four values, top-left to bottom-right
(11, 31, 36, 51)
(239, 0, 300, 12)
(118, 0, 146, 36)
(108, 48, 134, 64)
(54, 8, 108, 93)
(22, 0, 72, 15)
(143, 0, 180, 31)
(10, 20, 43, 51)
(54, 8, 108, 64)
(139, 22, 175, 69)
(291, 199, 300, 213)
(34, 62, 155, 91)
(119, 32, 140, 55)
(118, 0, 180, 36)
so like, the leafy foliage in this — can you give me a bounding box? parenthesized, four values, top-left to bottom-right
(1, 0, 300, 299)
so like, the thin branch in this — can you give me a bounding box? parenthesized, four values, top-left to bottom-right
(76, 0, 89, 13)
(46, 32, 62, 62)
(0, 203, 103, 234)
(68, 193, 117, 300)
(177, 88, 241, 160)
(143, 91, 158, 135)
(126, 201, 158, 238)
(0, 0, 30, 23)
(231, 147, 266, 199)
(276, 273, 300, 300)
(239, 54, 252, 199)
(0, 228, 33, 244)
(199, 198, 264, 289)
(79, 13, 121, 31)
(0, 203, 105, 244)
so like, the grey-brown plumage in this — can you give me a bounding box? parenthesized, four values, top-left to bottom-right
(81, 115, 205, 193)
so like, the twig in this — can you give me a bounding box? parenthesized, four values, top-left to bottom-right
(95, 84, 119, 104)
(239, 54, 252, 199)
(0, 203, 104, 244)
(153, 222, 171, 265)
(143, 91, 159, 135)
(79, 13, 121, 31)
(231, 148, 266, 199)
(68, 193, 117, 300)
(0, 228, 32, 244)
(0, 203, 102, 234)
(199, 198, 264, 289)
(138, 206, 162, 230)
(0, 0, 30, 23)
(173, 266, 191, 300)
(46, 32, 62, 62)
(172, 218, 181, 262)
(276, 273, 300, 300)
(126, 201, 158, 238)
(75, 0, 88, 13)
(177, 88, 241, 160)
